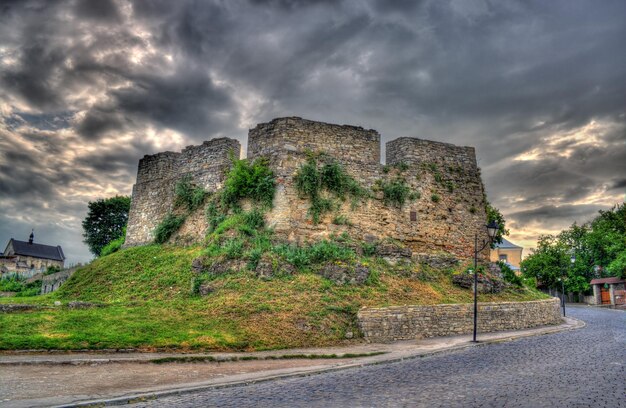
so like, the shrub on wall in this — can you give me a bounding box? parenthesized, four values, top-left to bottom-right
(154, 213, 186, 244)
(221, 157, 276, 211)
(294, 156, 368, 223)
(175, 175, 208, 212)
(381, 178, 410, 207)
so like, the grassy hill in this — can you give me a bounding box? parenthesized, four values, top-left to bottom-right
(0, 242, 547, 351)
(0, 158, 548, 351)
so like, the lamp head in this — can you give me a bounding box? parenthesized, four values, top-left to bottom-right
(486, 221, 499, 242)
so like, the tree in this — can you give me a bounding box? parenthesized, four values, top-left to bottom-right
(485, 201, 509, 247)
(82, 195, 131, 257)
(522, 203, 626, 292)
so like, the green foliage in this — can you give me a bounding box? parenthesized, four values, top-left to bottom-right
(469, 206, 477, 214)
(426, 162, 438, 172)
(522, 203, 626, 290)
(486, 201, 509, 246)
(431, 193, 440, 203)
(498, 261, 523, 286)
(154, 213, 186, 244)
(205, 201, 226, 233)
(408, 191, 421, 200)
(445, 181, 455, 193)
(222, 238, 245, 259)
(0, 276, 41, 297)
(82, 195, 131, 256)
(394, 162, 409, 172)
(175, 175, 208, 212)
(332, 215, 352, 226)
(273, 240, 355, 271)
(100, 228, 126, 257)
(222, 157, 276, 211)
(381, 178, 410, 207)
(607, 251, 626, 279)
(294, 157, 368, 224)
(361, 242, 378, 257)
(44, 265, 61, 276)
(434, 172, 443, 183)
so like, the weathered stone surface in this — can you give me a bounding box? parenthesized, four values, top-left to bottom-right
(375, 243, 412, 264)
(125, 138, 240, 246)
(191, 256, 207, 274)
(357, 298, 562, 342)
(197, 282, 215, 297)
(317, 263, 370, 285)
(414, 253, 460, 270)
(125, 117, 491, 262)
(0, 304, 40, 313)
(452, 272, 506, 293)
(67, 301, 103, 309)
(41, 267, 78, 295)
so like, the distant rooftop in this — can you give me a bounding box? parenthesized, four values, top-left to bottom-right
(494, 238, 522, 249)
(5, 239, 65, 261)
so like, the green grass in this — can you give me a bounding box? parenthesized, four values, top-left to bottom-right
(0, 244, 549, 351)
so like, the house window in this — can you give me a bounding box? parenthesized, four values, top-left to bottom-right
(499, 254, 508, 262)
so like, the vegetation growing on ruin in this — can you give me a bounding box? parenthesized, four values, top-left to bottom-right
(221, 156, 276, 211)
(154, 213, 186, 244)
(380, 178, 411, 207)
(100, 228, 126, 257)
(294, 155, 368, 224)
(175, 174, 209, 212)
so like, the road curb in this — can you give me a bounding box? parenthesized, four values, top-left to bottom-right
(50, 317, 585, 407)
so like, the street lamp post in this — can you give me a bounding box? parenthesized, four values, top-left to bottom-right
(471, 221, 499, 343)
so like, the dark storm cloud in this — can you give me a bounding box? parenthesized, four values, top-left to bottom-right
(74, 0, 121, 22)
(508, 204, 607, 231)
(1, 0, 626, 262)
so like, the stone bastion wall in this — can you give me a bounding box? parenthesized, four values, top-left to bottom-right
(125, 117, 490, 261)
(125, 138, 240, 246)
(357, 298, 562, 342)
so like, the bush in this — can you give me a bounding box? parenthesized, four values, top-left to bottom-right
(100, 234, 125, 257)
(222, 157, 276, 211)
(382, 178, 410, 207)
(175, 175, 208, 212)
(294, 157, 368, 224)
(361, 242, 377, 257)
(44, 265, 61, 276)
(498, 261, 523, 286)
(332, 215, 351, 225)
(154, 213, 186, 244)
(0, 276, 41, 297)
(431, 193, 440, 203)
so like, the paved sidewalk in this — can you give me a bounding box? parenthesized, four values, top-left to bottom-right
(1, 316, 583, 408)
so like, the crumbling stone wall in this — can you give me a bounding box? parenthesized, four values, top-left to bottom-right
(125, 138, 240, 246)
(248, 117, 489, 260)
(357, 298, 562, 342)
(125, 117, 490, 261)
(41, 267, 78, 294)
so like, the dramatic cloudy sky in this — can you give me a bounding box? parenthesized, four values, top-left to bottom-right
(1, 0, 625, 264)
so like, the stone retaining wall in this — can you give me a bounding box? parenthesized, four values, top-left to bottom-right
(358, 298, 562, 342)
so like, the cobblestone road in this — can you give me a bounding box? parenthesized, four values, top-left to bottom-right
(132, 306, 625, 407)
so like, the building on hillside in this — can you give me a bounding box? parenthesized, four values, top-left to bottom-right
(490, 238, 523, 272)
(0, 232, 65, 278)
(588, 277, 626, 306)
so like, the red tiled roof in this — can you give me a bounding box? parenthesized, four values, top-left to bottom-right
(590, 277, 625, 285)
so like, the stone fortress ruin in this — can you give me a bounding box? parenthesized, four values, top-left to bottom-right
(125, 117, 491, 262)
